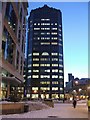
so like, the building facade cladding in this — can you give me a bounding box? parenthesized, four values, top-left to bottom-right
(27, 5, 64, 100)
(1, 2, 28, 99)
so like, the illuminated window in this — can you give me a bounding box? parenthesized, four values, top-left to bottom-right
(52, 28, 57, 30)
(45, 69, 50, 72)
(51, 42, 58, 45)
(41, 19, 50, 21)
(51, 53, 58, 55)
(33, 64, 39, 67)
(51, 32, 57, 35)
(32, 75, 39, 78)
(52, 64, 58, 67)
(40, 64, 50, 67)
(60, 88, 63, 90)
(52, 69, 58, 72)
(34, 23, 36, 25)
(42, 52, 49, 56)
(55, 23, 57, 25)
(33, 53, 39, 56)
(33, 70, 39, 72)
(41, 23, 50, 25)
(28, 76, 31, 78)
(40, 58, 50, 61)
(41, 33, 45, 35)
(32, 94, 38, 98)
(34, 28, 40, 30)
(52, 58, 58, 61)
(28, 70, 31, 73)
(41, 42, 50, 45)
(60, 94, 64, 99)
(40, 75, 50, 78)
(47, 32, 50, 35)
(33, 58, 39, 61)
(59, 76, 63, 79)
(59, 70, 63, 73)
(52, 81, 58, 84)
(59, 64, 63, 67)
(32, 87, 38, 90)
(52, 75, 58, 78)
(52, 87, 58, 90)
(40, 87, 50, 90)
(38, 23, 40, 25)
(40, 81, 50, 84)
(51, 37, 58, 40)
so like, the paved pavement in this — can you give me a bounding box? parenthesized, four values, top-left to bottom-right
(1, 102, 88, 118)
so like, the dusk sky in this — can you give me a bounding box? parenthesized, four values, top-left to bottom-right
(27, 2, 88, 83)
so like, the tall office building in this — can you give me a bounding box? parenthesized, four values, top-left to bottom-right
(1, 2, 28, 99)
(27, 5, 64, 100)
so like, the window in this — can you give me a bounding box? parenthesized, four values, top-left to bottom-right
(51, 53, 58, 55)
(28, 76, 31, 78)
(52, 87, 58, 90)
(32, 75, 39, 78)
(51, 42, 58, 45)
(41, 19, 50, 21)
(45, 69, 50, 72)
(40, 81, 50, 84)
(59, 64, 63, 67)
(40, 75, 50, 78)
(33, 64, 39, 67)
(40, 64, 50, 67)
(32, 87, 38, 90)
(33, 58, 39, 61)
(41, 23, 50, 25)
(28, 64, 32, 67)
(33, 53, 39, 56)
(51, 37, 58, 40)
(52, 69, 58, 72)
(52, 64, 58, 67)
(59, 76, 63, 79)
(33, 70, 39, 72)
(55, 23, 57, 25)
(52, 28, 57, 30)
(41, 42, 50, 45)
(52, 75, 58, 78)
(34, 28, 40, 30)
(60, 88, 63, 90)
(52, 58, 58, 61)
(34, 23, 36, 25)
(40, 87, 50, 90)
(59, 70, 63, 73)
(28, 70, 31, 73)
(52, 81, 58, 84)
(42, 52, 49, 56)
(51, 32, 57, 35)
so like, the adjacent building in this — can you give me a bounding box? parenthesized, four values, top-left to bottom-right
(1, 2, 28, 99)
(27, 5, 64, 100)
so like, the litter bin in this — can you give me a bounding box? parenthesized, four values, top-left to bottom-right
(24, 104, 29, 112)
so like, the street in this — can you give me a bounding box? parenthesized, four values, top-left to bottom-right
(2, 102, 88, 118)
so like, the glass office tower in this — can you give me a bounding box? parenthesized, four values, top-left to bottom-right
(27, 5, 64, 100)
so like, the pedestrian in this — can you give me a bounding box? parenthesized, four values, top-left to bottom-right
(87, 97, 90, 112)
(73, 99, 77, 108)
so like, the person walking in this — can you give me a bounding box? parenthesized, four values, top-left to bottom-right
(87, 97, 90, 112)
(73, 99, 77, 108)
